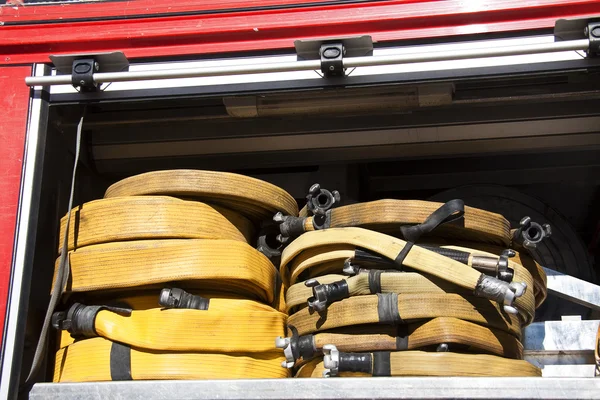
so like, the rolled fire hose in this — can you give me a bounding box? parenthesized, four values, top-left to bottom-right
(287, 293, 522, 338)
(275, 199, 511, 246)
(276, 199, 542, 378)
(280, 227, 528, 315)
(276, 317, 523, 365)
(38, 170, 299, 384)
(104, 169, 299, 222)
(284, 270, 535, 325)
(58, 196, 255, 252)
(295, 350, 541, 378)
(283, 245, 538, 322)
(54, 294, 286, 353)
(52, 239, 286, 311)
(54, 337, 289, 382)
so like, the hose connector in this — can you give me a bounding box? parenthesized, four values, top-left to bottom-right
(306, 183, 341, 217)
(273, 212, 307, 244)
(513, 216, 552, 250)
(471, 249, 516, 283)
(159, 288, 209, 310)
(275, 332, 317, 367)
(275, 337, 295, 368)
(474, 275, 527, 315)
(322, 344, 340, 377)
(305, 279, 350, 312)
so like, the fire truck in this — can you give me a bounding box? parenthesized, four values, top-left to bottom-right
(0, 1, 599, 398)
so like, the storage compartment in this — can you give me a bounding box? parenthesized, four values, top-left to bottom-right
(14, 39, 600, 397)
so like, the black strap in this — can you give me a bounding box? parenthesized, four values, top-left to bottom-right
(25, 108, 86, 385)
(372, 352, 392, 376)
(377, 293, 402, 325)
(400, 199, 465, 242)
(338, 353, 372, 374)
(110, 342, 132, 381)
(396, 324, 409, 350)
(368, 270, 383, 294)
(395, 199, 465, 266)
(394, 242, 414, 267)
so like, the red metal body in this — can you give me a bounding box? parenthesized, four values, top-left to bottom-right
(0, 66, 32, 341)
(0, 0, 599, 348)
(0, 0, 600, 64)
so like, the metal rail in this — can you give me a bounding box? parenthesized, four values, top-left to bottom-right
(25, 39, 590, 87)
(29, 377, 600, 399)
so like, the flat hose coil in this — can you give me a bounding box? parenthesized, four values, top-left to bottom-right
(295, 351, 541, 378)
(283, 245, 537, 323)
(54, 337, 290, 382)
(280, 317, 523, 361)
(281, 199, 510, 246)
(37, 170, 301, 384)
(104, 169, 299, 222)
(57, 297, 286, 353)
(280, 227, 529, 318)
(58, 196, 255, 252)
(287, 293, 523, 338)
(52, 239, 285, 311)
(285, 271, 535, 325)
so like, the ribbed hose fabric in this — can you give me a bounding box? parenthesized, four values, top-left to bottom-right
(51, 170, 298, 382)
(277, 200, 546, 378)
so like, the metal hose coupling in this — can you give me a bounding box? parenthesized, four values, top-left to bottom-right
(322, 344, 341, 377)
(275, 333, 317, 368)
(275, 337, 296, 368)
(474, 275, 527, 314)
(305, 278, 350, 312)
(159, 288, 210, 311)
(513, 216, 552, 250)
(272, 212, 307, 244)
(305, 183, 341, 217)
(471, 249, 516, 283)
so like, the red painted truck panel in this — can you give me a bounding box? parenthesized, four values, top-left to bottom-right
(0, 66, 31, 341)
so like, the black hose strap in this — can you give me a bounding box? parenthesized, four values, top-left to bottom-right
(338, 353, 372, 373)
(394, 199, 465, 266)
(396, 324, 409, 350)
(394, 242, 414, 267)
(377, 293, 402, 325)
(400, 199, 465, 242)
(372, 352, 392, 376)
(368, 270, 383, 294)
(110, 342, 132, 381)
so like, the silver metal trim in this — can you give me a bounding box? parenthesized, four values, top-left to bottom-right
(544, 267, 600, 311)
(25, 38, 589, 87)
(91, 116, 600, 160)
(29, 377, 600, 399)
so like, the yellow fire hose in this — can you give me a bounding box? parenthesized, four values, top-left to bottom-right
(54, 338, 290, 382)
(58, 196, 255, 252)
(56, 297, 286, 353)
(52, 239, 286, 311)
(278, 317, 523, 361)
(277, 199, 511, 246)
(287, 293, 523, 338)
(39, 170, 299, 383)
(37, 169, 548, 383)
(104, 169, 299, 222)
(295, 351, 541, 378)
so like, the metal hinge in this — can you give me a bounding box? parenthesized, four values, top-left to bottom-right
(49, 51, 129, 92)
(294, 36, 373, 77)
(555, 17, 600, 56)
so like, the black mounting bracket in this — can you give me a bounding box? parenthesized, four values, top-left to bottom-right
(554, 17, 600, 57)
(294, 35, 373, 78)
(49, 51, 129, 92)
